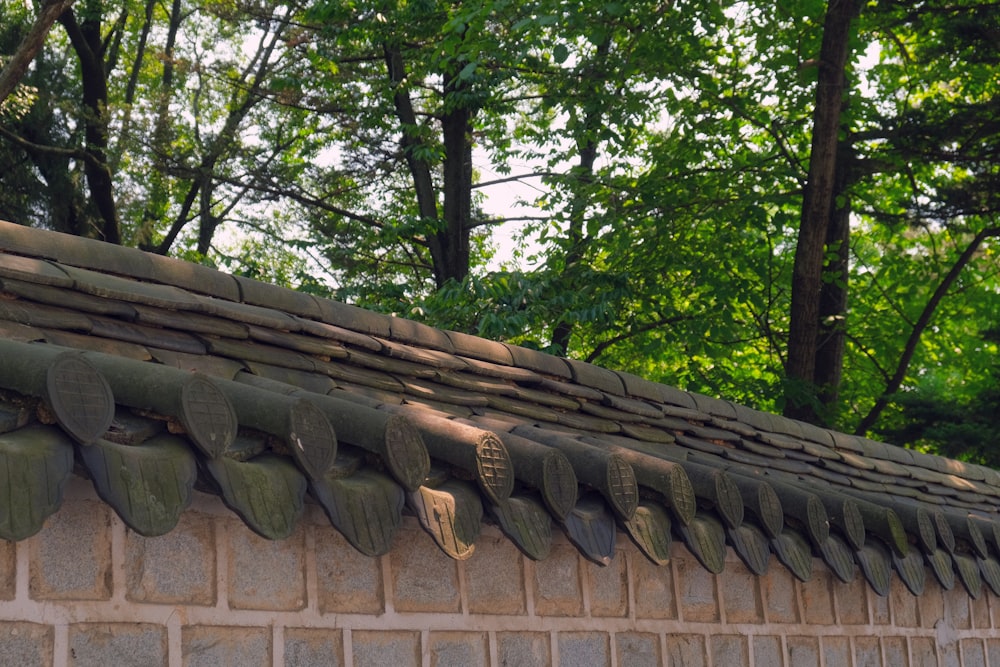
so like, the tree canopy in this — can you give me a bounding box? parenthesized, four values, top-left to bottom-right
(1, 0, 999, 465)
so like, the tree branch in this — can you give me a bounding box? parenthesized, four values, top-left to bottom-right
(0, 0, 75, 106)
(855, 225, 1000, 434)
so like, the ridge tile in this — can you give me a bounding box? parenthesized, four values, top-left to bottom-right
(313, 297, 392, 337)
(444, 329, 514, 365)
(388, 317, 455, 353)
(613, 370, 665, 402)
(503, 344, 572, 379)
(234, 275, 323, 319)
(565, 358, 626, 396)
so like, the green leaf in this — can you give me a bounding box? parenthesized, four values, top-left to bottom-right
(553, 43, 569, 64)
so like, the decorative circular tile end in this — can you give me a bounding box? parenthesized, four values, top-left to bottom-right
(45, 353, 114, 444)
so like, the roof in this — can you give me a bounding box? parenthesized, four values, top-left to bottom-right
(0, 220, 998, 600)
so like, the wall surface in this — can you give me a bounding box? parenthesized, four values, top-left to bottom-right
(0, 478, 996, 667)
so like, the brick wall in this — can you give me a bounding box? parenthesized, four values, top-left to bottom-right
(0, 478, 997, 666)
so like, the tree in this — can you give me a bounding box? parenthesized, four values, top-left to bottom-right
(3, 0, 1000, 459)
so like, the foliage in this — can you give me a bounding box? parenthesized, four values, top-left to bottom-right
(1, 0, 1000, 461)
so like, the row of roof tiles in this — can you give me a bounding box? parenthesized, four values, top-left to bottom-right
(0, 220, 999, 599)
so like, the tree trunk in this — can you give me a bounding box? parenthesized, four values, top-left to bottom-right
(784, 0, 859, 421)
(384, 44, 444, 283)
(59, 6, 121, 244)
(438, 68, 474, 286)
(812, 146, 853, 423)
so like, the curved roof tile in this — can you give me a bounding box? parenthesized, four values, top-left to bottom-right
(0, 220, 999, 598)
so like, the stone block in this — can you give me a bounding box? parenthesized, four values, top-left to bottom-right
(786, 636, 819, 667)
(29, 500, 111, 601)
(429, 632, 486, 667)
(939, 638, 959, 667)
(183, 626, 270, 667)
(960, 639, 987, 667)
(918, 576, 945, 629)
(911, 636, 939, 667)
(889, 575, 920, 627)
(464, 534, 526, 615)
(970, 588, 991, 629)
(228, 519, 306, 611)
(753, 636, 782, 667)
(720, 560, 763, 623)
(987, 638, 1000, 667)
(833, 574, 868, 625)
(586, 551, 627, 617)
(762, 565, 799, 624)
(0, 539, 15, 600)
(676, 558, 719, 622)
(390, 529, 460, 613)
(0, 622, 52, 667)
(942, 582, 971, 630)
(351, 631, 420, 667)
(497, 632, 550, 667)
(126, 512, 215, 605)
(871, 586, 890, 625)
(315, 526, 383, 615)
(665, 634, 706, 667)
(532, 544, 582, 617)
(283, 628, 343, 667)
(69, 623, 166, 667)
(854, 635, 881, 667)
(800, 568, 835, 625)
(615, 632, 660, 667)
(557, 632, 608, 667)
(710, 635, 748, 667)
(883, 636, 907, 666)
(631, 551, 676, 619)
(822, 636, 850, 667)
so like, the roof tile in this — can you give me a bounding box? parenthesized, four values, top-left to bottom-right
(459, 355, 542, 383)
(135, 303, 249, 339)
(194, 295, 300, 330)
(614, 370, 666, 402)
(43, 329, 153, 361)
(688, 392, 738, 419)
(0, 298, 94, 332)
(0, 222, 157, 279)
(60, 264, 200, 310)
(151, 348, 245, 378)
(564, 358, 626, 396)
(0, 319, 43, 342)
(234, 275, 324, 320)
(0, 254, 71, 287)
(659, 385, 699, 410)
(146, 254, 241, 300)
(89, 315, 207, 355)
(247, 325, 348, 358)
(313, 297, 392, 337)
(503, 344, 572, 379)
(535, 377, 604, 401)
(444, 329, 514, 365)
(3, 279, 139, 319)
(294, 316, 382, 351)
(378, 338, 466, 370)
(1, 221, 999, 601)
(389, 317, 455, 353)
